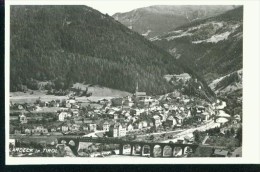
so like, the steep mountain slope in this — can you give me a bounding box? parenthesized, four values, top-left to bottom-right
(10, 5, 215, 99)
(209, 69, 242, 95)
(113, 5, 235, 39)
(152, 6, 243, 84)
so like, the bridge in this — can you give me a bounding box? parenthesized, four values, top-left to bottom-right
(57, 136, 199, 157)
(10, 135, 199, 157)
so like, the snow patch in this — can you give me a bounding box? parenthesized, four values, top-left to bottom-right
(166, 32, 192, 41)
(192, 31, 231, 44)
(188, 22, 224, 32)
(150, 36, 161, 41)
(142, 30, 151, 36)
(164, 73, 191, 82)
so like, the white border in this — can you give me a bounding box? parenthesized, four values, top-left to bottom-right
(5, 0, 260, 165)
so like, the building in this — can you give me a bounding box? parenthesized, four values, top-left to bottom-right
(166, 115, 177, 127)
(134, 122, 143, 130)
(141, 121, 148, 128)
(70, 124, 81, 131)
(109, 122, 126, 137)
(175, 115, 184, 124)
(61, 125, 69, 132)
(152, 115, 161, 127)
(25, 128, 31, 135)
(14, 129, 21, 135)
(103, 121, 110, 131)
(19, 113, 27, 124)
(88, 123, 97, 132)
(32, 126, 48, 135)
(58, 112, 70, 121)
(127, 123, 134, 131)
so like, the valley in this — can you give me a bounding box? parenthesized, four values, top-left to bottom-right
(8, 5, 243, 159)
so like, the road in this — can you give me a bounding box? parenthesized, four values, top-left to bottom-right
(161, 120, 220, 143)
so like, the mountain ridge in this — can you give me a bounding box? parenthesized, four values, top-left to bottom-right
(10, 5, 215, 100)
(113, 5, 236, 38)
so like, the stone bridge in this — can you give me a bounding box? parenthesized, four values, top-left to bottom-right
(57, 136, 199, 157)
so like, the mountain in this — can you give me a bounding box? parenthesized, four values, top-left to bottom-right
(209, 69, 242, 95)
(113, 5, 235, 39)
(152, 6, 243, 85)
(10, 5, 215, 99)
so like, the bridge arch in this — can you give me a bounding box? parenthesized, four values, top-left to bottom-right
(183, 146, 193, 155)
(68, 140, 76, 146)
(142, 145, 151, 156)
(122, 144, 131, 155)
(173, 146, 184, 157)
(162, 145, 172, 157)
(153, 144, 163, 157)
(60, 140, 67, 144)
(133, 144, 142, 155)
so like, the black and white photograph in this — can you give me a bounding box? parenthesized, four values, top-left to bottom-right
(4, 0, 260, 165)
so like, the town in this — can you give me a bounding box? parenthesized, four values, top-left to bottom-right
(9, 82, 242, 158)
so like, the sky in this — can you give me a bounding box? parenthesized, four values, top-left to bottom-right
(84, 0, 167, 15)
(84, 0, 235, 16)
(83, 0, 242, 16)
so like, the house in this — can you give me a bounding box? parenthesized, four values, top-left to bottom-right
(75, 120, 83, 125)
(17, 104, 24, 110)
(134, 122, 142, 130)
(135, 92, 147, 98)
(231, 119, 238, 124)
(61, 125, 69, 132)
(83, 118, 92, 124)
(175, 115, 184, 124)
(234, 114, 241, 121)
(88, 123, 97, 132)
(195, 106, 206, 114)
(71, 104, 80, 109)
(66, 103, 72, 108)
(14, 129, 21, 135)
(212, 149, 229, 157)
(50, 127, 57, 132)
(25, 128, 31, 135)
(141, 121, 148, 128)
(109, 122, 126, 137)
(83, 125, 89, 131)
(201, 112, 210, 121)
(19, 113, 27, 124)
(32, 126, 48, 135)
(58, 112, 70, 121)
(127, 123, 134, 131)
(166, 115, 177, 127)
(70, 124, 81, 131)
(103, 121, 110, 131)
(195, 112, 210, 122)
(71, 109, 79, 116)
(152, 115, 161, 127)
(148, 122, 154, 127)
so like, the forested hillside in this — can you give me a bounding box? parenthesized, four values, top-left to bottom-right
(152, 7, 243, 83)
(10, 5, 215, 100)
(10, 5, 186, 95)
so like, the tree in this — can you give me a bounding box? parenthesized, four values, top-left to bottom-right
(230, 127, 235, 135)
(236, 126, 242, 146)
(193, 130, 200, 143)
(225, 130, 231, 138)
